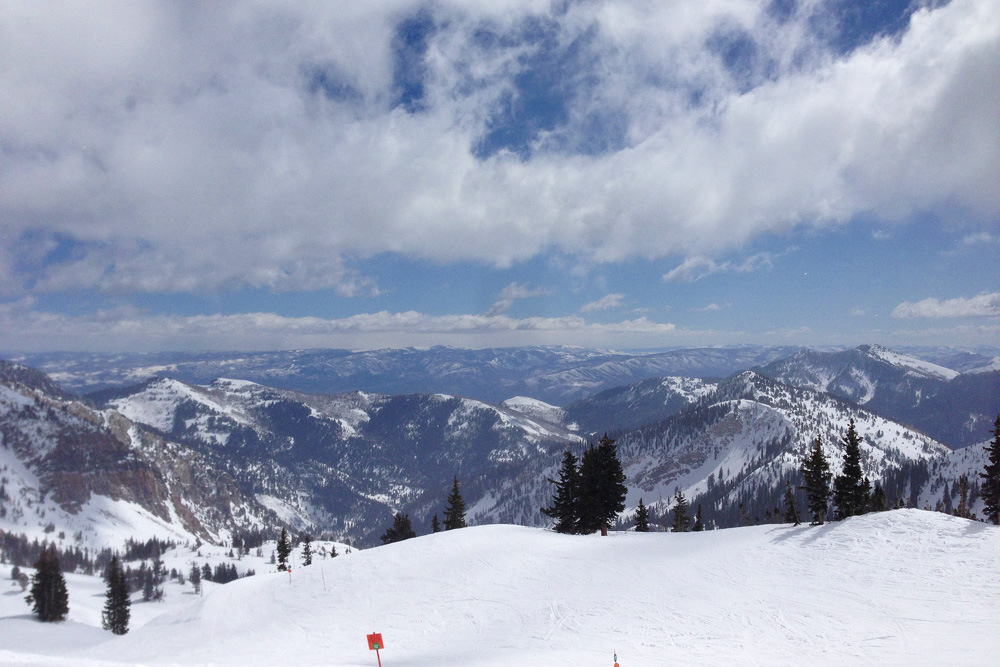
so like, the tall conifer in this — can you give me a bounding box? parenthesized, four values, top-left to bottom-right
(671, 490, 690, 532)
(577, 434, 627, 536)
(801, 436, 833, 525)
(634, 498, 650, 532)
(443, 477, 467, 530)
(980, 414, 1000, 525)
(834, 419, 870, 519)
(692, 504, 704, 531)
(541, 449, 581, 534)
(276, 528, 291, 571)
(783, 480, 800, 525)
(26, 545, 68, 622)
(102, 555, 130, 635)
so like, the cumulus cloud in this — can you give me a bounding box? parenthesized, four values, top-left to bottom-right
(0, 1, 996, 295)
(892, 292, 1000, 318)
(579, 293, 625, 313)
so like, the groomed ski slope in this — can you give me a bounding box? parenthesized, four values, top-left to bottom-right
(2, 510, 998, 666)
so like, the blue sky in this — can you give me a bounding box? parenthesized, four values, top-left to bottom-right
(1, 0, 998, 352)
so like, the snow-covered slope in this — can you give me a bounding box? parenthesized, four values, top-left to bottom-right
(608, 371, 951, 526)
(2, 512, 998, 666)
(757, 344, 999, 448)
(0, 361, 280, 548)
(97, 375, 584, 544)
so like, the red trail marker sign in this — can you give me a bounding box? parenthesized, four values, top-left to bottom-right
(367, 633, 385, 666)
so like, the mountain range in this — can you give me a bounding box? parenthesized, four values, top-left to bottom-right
(1, 343, 998, 551)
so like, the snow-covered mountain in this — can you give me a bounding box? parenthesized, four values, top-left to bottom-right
(757, 344, 1000, 448)
(3, 512, 998, 666)
(3, 355, 990, 552)
(12, 345, 800, 404)
(562, 375, 715, 435)
(0, 361, 277, 549)
(93, 375, 584, 544)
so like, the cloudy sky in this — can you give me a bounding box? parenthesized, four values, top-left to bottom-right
(1, 0, 998, 353)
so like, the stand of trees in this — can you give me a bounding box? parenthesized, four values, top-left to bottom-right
(541, 434, 627, 536)
(381, 513, 416, 544)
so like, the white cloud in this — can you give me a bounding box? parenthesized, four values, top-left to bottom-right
(0, 300, 683, 352)
(892, 292, 1000, 318)
(691, 302, 730, 312)
(663, 251, 781, 282)
(579, 293, 625, 313)
(0, 0, 997, 295)
(487, 282, 550, 316)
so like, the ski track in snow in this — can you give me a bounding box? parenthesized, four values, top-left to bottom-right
(1, 510, 998, 666)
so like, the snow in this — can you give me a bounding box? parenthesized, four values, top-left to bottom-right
(2, 511, 998, 666)
(501, 396, 566, 425)
(964, 355, 1000, 374)
(867, 345, 960, 381)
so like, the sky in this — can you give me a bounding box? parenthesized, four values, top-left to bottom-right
(1, 0, 998, 353)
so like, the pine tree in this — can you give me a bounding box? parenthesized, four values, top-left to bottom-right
(692, 504, 704, 531)
(189, 562, 201, 595)
(431, 514, 441, 533)
(26, 545, 68, 622)
(276, 528, 291, 571)
(101, 555, 130, 635)
(801, 436, 833, 525)
(671, 490, 690, 532)
(954, 475, 971, 519)
(782, 480, 800, 526)
(577, 434, 628, 536)
(980, 414, 1000, 525)
(541, 449, 581, 534)
(634, 498, 650, 532)
(870, 482, 889, 513)
(302, 534, 313, 566)
(380, 512, 417, 544)
(833, 419, 870, 519)
(443, 477, 467, 530)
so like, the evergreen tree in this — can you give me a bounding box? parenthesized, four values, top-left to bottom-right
(189, 562, 201, 595)
(577, 434, 628, 536)
(541, 449, 581, 534)
(782, 480, 800, 526)
(980, 414, 1000, 525)
(26, 545, 68, 622)
(443, 477, 467, 530)
(101, 555, 130, 635)
(801, 436, 833, 525)
(302, 534, 313, 566)
(380, 512, 417, 544)
(431, 514, 441, 533)
(870, 482, 889, 512)
(833, 419, 871, 519)
(142, 569, 154, 601)
(276, 528, 292, 572)
(692, 504, 704, 532)
(954, 475, 971, 519)
(671, 490, 690, 533)
(634, 498, 650, 532)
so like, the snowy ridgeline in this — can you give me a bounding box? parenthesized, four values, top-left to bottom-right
(1, 511, 999, 667)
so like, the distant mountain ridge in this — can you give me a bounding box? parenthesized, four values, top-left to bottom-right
(756, 344, 1000, 448)
(10, 345, 802, 404)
